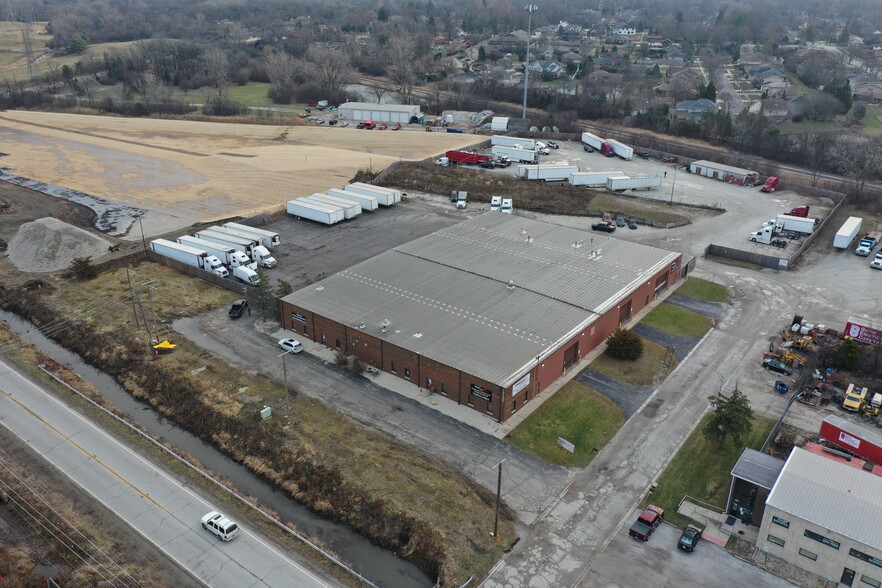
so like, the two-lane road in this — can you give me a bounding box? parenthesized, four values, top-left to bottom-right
(0, 358, 331, 588)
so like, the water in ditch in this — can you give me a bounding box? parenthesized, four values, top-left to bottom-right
(0, 310, 431, 588)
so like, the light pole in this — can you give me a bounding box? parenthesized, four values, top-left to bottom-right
(277, 349, 293, 425)
(522, 4, 538, 119)
(669, 165, 677, 205)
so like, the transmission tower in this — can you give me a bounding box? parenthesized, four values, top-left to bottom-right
(4, 0, 38, 79)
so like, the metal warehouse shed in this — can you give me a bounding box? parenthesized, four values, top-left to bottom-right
(337, 102, 422, 123)
(281, 214, 682, 423)
(688, 160, 758, 185)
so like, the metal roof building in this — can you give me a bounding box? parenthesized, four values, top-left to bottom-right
(281, 213, 682, 422)
(758, 447, 882, 585)
(688, 160, 758, 185)
(337, 102, 421, 123)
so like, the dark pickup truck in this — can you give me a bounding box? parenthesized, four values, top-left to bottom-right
(628, 505, 665, 541)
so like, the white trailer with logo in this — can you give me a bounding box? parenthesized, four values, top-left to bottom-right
(150, 239, 229, 277)
(327, 188, 378, 211)
(606, 175, 662, 191)
(287, 198, 345, 225)
(491, 135, 538, 150)
(523, 165, 580, 181)
(569, 171, 625, 187)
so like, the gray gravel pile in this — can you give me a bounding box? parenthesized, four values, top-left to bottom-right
(8, 217, 109, 273)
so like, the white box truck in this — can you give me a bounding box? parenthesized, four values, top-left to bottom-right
(150, 239, 228, 277)
(221, 222, 280, 249)
(606, 175, 662, 191)
(606, 139, 633, 160)
(834, 216, 863, 249)
(491, 135, 538, 150)
(525, 165, 580, 181)
(491, 145, 538, 163)
(180, 235, 251, 269)
(775, 214, 816, 235)
(569, 171, 625, 187)
(344, 183, 397, 206)
(308, 193, 362, 219)
(581, 132, 604, 151)
(327, 188, 378, 211)
(208, 226, 277, 267)
(287, 199, 345, 225)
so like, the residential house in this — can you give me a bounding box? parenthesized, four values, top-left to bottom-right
(557, 82, 579, 96)
(451, 71, 484, 85)
(749, 98, 791, 122)
(561, 51, 583, 65)
(527, 60, 565, 79)
(672, 98, 719, 122)
(614, 27, 636, 36)
(762, 79, 791, 99)
(787, 95, 809, 117)
(593, 55, 613, 70)
(852, 80, 882, 104)
(737, 52, 771, 68)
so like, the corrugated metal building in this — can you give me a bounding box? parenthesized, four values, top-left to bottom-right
(280, 214, 682, 422)
(337, 102, 421, 123)
(688, 160, 759, 185)
(758, 447, 882, 586)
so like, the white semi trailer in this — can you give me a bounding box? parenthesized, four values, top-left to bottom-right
(326, 188, 378, 211)
(287, 199, 345, 225)
(149, 239, 228, 277)
(569, 171, 625, 187)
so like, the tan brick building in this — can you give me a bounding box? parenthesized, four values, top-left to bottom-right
(280, 214, 682, 422)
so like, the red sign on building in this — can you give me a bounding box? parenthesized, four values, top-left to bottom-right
(845, 317, 882, 346)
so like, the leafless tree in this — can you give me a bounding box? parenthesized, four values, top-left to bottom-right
(831, 135, 882, 201)
(386, 38, 422, 104)
(302, 47, 352, 104)
(199, 47, 231, 103)
(794, 132, 835, 186)
(266, 52, 298, 103)
(368, 84, 387, 103)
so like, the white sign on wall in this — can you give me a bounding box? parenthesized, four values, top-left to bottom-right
(513, 373, 531, 395)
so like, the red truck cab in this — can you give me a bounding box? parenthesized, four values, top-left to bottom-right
(600, 141, 615, 157)
(760, 177, 779, 192)
(628, 505, 665, 541)
(363, 120, 376, 130)
(787, 205, 809, 217)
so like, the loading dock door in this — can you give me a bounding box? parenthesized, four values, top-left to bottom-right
(563, 342, 579, 368)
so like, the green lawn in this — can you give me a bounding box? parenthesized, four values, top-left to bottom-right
(82, 81, 305, 110)
(677, 277, 728, 302)
(1, 41, 141, 81)
(590, 338, 677, 387)
(859, 105, 882, 134)
(649, 414, 776, 529)
(508, 381, 623, 466)
(641, 303, 714, 338)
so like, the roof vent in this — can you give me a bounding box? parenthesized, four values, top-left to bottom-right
(413, 332, 423, 338)
(507, 280, 515, 289)
(358, 322, 366, 330)
(382, 319, 390, 328)
(316, 286, 324, 291)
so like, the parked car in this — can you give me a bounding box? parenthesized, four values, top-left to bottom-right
(392, 122, 401, 130)
(583, 145, 595, 153)
(616, 216, 626, 227)
(592, 222, 616, 233)
(775, 380, 789, 394)
(201, 511, 240, 542)
(494, 157, 511, 167)
(763, 358, 793, 376)
(637, 151, 651, 159)
(229, 299, 248, 319)
(538, 147, 551, 155)
(479, 161, 496, 169)
(377, 123, 388, 130)
(547, 140, 559, 149)
(602, 212, 613, 224)
(339, 121, 349, 127)
(356, 122, 366, 129)
(663, 156, 678, 163)
(677, 525, 702, 552)
(328, 119, 337, 125)
(278, 338, 304, 354)
(628, 218, 638, 230)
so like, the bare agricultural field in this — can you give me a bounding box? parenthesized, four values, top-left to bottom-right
(0, 111, 484, 236)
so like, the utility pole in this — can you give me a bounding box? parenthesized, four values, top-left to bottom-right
(125, 268, 140, 331)
(137, 215, 148, 254)
(522, 4, 538, 120)
(669, 165, 677, 205)
(277, 350, 293, 426)
(143, 280, 158, 341)
(493, 458, 506, 539)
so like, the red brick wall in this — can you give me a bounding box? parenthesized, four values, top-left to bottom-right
(281, 302, 315, 340)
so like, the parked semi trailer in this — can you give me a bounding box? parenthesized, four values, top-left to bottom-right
(834, 216, 863, 250)
(177, 235, 251, 269)
(606, 175, 662, 191)
(150, 239, 229, 277)
(581, 132, 604, 151)
(197, 227, 276, 268)
(491, 135, 538, 150)
(344, 182, 399, 206)
(523, 165, 580, 181)
(326, 188, 378, 211)
(287, 198, 345, 225)
(221, 222, 280, 249)
(491, 145, 538, 163)
(775, 214, 816, 235)
(308, 193, 362, 219)
(441, 150, 492, 165)
(569, 171, 625, 187)
(606, 139, 634, 160)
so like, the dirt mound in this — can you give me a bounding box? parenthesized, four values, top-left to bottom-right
(8, 217, 109, 273)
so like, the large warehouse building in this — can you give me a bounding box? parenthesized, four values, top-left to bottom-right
(758, 447, 882, 587)
(337, 102, 422, 123)
(280, 214, 682, 422)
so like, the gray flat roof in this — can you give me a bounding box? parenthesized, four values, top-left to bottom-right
(283, 214, 680, 387)
(767, 448, 882, 550)
(689, 160, 756, 176)
(731, 448, 784, 489)
(338, 103, 421, 113)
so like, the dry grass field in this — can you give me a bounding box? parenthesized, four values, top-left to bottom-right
(0, 111, 484, 228)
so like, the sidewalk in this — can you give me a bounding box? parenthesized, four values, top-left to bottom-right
(677, 500, 758, 547)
